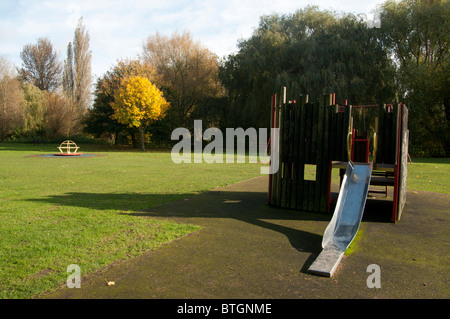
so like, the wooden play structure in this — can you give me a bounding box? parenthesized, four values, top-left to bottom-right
(268, 88, 409, 223)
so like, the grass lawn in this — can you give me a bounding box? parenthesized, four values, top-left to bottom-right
(1, 143, 447, 299)
(0, 143, 263, 298)
(407, 157, 450, 194)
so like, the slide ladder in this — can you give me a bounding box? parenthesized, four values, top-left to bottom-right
(308, 161, 372, 277)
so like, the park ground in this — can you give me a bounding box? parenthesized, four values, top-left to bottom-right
(40, 175, 449, 299)
(2, 145, 450, 299)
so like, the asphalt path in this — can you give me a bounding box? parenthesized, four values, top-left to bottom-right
(40, 176, 449, 299)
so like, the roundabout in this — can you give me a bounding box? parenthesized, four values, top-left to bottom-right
(25, 141, 107, 158)
(54, 140, 83, 156)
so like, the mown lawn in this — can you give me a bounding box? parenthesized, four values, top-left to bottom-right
(407, 157, 450, 194)
(0, 143, 263, 298)
(1, 143, 447, 298)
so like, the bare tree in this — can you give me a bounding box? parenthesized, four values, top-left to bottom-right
(0, 57, 25, 141)
(18, 38, 62, 92)
(63, 18, 92, 114)
(142, 31, 223, 127)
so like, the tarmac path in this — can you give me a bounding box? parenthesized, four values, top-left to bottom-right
(40, 176, 449, 299)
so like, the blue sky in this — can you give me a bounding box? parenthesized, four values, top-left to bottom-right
(0, 0, 384, 81)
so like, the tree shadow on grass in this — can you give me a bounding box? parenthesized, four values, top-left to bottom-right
(26, 187, 393, 273)
(27, 192, 192, 212)
(26, 189, 329, 270)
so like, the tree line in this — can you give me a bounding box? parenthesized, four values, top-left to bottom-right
(0, 18, 91, 142)
(0, 1, 448, 155)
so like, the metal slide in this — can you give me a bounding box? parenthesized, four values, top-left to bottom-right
(308, 161, 372, 277)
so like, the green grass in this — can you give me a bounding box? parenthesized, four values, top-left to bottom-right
(1, 143, 448, 298)
(0, 143, 262, 298)
(407, 157, 450, 194)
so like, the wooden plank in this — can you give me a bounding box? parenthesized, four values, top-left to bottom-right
(304, 103, 313, 164)
(281, 97, 292, 208)
(336, 112, 343, 161)
(277, 85, 287, 206)
(314, 96, 325, 212)
(377, 105, 383, 164)
(278, 97, 286, 208)
(392, 102, 402, 222)
(380, 106, 392, 164)
(297, 96, 307, 210)
(320, 95, 332, 212)
(378, 105, 386, 163)
(341, 105, 351, 161)
(268, 94, 276, 204)
(373, 116, 378, 166)
(329, 105, 337, 160)
(291, 99, 301, 209)
(379, 105, 391, 164)
(392, 103, 402, 223)
(283, 102, 293, 208)
(385, 110, 393, 164)
(270, 99, 278, 204)
(308, 103, 317, 212)
(302, 103, 312, 211)
(393, 102, 400, 165)
(274, 96, 283, 206)
(370, 176, 395, 186)
(311, 101, 319, 165)
(385, 107, 392, 164)
(270, 104, 277, 205)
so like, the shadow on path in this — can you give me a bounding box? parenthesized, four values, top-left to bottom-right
(35, 176, 449, 299)
(28, 177, 393, 279)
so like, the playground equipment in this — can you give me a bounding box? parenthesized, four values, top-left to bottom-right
(308, 162, 372, 276)
(54, 140, 83, 156)
(267, 88, 409, 276)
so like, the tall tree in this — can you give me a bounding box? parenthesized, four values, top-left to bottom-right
(63, 18, 92, 113)
(83, 59, 159, 147)
(111, 76, 169, 151)
(18, 38, 62, 92)
(62, 42, 74, 101)
(378, 0, 449, 155)
(142, 31, 223, 129)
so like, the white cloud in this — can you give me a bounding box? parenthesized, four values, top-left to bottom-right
(1, 0, 386, 79)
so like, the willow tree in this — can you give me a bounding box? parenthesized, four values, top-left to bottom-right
(220, 6, 396, 129)
(111, 76, 169, 151)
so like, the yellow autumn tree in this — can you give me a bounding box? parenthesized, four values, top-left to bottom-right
(111, 76, 169, 151)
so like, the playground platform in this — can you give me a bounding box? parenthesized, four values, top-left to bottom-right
(40, 176, 449, 299)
